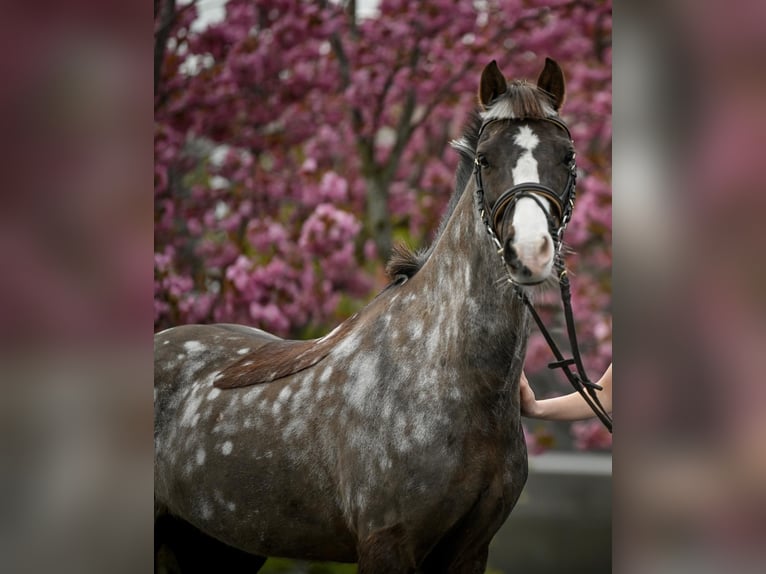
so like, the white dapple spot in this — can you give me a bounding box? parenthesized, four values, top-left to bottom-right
(180, 391, 204, 428)
(183, 341, 206, 354)
(412, 412, 435, 446)
(196, 448, 206, 465)
(182, 359, 205, 381)
(237, 348, 249, 355)
(393, 412, 411, 453)
(277, 385, 292, 403)
(345, 353, 380, 410)
(242, 387, 262, 406)
(289, 389, 309, 415)
(283, 418, 306, 441)
(200, 499, 213, 520)
(426, 325, 441, 357)
(293, 379, 312, 407)
(334, 332, 362, 358)
(319, 366, 333, 384)
(221, 441, 233, 455)
(409, 321, 423, 339)
(212, 419, 237, 435)
(207, 388, 221, 400)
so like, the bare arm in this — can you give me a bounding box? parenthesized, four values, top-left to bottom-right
(520, 364, 612, 421)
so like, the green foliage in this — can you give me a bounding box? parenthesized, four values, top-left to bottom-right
(260, 559, 357, 573)
(260, 558, 504, 573)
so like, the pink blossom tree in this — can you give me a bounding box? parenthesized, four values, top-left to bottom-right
(155, 0, 612, 449)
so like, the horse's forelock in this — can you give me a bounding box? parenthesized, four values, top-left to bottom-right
(479, 81, 557, 122)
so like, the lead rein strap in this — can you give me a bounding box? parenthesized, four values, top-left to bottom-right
(516, 273, 613, 433)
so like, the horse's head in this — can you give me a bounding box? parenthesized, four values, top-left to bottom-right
(473, 58, 576, 286)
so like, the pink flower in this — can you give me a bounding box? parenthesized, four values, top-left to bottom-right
(225, 256, 253, 292)
(318, 171, 349, 203)
(571, 420, 613, 451)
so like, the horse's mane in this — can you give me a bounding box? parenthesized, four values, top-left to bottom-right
(385, 80, 555, 283)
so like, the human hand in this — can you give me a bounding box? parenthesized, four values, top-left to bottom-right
(519, 370, 542, 418)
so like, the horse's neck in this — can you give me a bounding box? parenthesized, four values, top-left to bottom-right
(409, 188, 528, 384)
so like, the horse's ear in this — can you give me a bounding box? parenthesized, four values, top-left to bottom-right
(479, 60, 507, 109)
(536, 57, 566, 111)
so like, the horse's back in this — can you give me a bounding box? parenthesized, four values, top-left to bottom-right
(155, 323, 279, 382)
(155, 323, 282, 355)
(154, 324, 282, 461)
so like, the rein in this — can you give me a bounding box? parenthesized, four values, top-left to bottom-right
(473, 116, 613, 433)
(516, 272, 613, 433)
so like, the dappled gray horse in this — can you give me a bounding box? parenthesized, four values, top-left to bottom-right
(155, 58, 577, 573)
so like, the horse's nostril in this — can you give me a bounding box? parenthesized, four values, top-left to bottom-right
(522, 266, 532, 278)
(503, 242, 521, 270)
(539, 235, 551, 256)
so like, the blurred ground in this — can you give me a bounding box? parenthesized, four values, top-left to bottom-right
(488, 452, 611, 574)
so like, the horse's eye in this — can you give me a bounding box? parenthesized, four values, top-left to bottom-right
(564, 150, 576, 164)
(477, 155, 490, 168)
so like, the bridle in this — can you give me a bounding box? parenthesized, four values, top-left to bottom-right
(473, 115, 577, 255)
(473, 115, 613, 433)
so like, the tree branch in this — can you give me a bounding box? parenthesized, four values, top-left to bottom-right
(154, 0, 177, 97)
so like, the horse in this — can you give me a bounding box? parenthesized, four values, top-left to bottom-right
(155, 57, 578, 573)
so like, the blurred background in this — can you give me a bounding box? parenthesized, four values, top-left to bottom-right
(153, 0, 613, 448)
(0, 0, 764, 572)
(154, 1, 611, 571)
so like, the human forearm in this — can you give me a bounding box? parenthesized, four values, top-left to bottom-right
(521, 364, 612, 422)
(525, 391, 601, 421)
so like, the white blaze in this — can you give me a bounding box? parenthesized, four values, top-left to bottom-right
(509, 125, 554, 281)
(512, 126, 540, 184)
